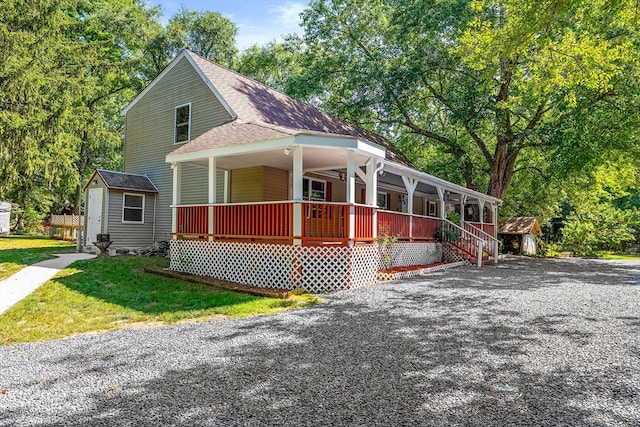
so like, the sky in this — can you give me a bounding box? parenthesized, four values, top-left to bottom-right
(152, 0, 309, 50)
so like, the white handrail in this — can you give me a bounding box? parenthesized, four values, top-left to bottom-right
(465, 222, 498, 243)
(464, 222, 499, 264)
(442, 219, 486, 267)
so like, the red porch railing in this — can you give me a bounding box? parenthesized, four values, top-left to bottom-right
(176, 205, 208, 235)
(377, 211, 410, 239)
(412, 215, 440, 241)
(354, 205, 374, 241)
(377, 210, 439, 241)
(303, 203, 347, 239)
(215, 202, 293, 239)
(174, 202, 375, 244)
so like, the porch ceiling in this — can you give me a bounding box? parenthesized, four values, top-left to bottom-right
(184, 145, 376, 172)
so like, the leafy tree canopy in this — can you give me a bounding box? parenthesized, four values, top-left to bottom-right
(292, 0, 640, 200)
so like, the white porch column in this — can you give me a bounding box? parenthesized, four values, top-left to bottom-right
(436, 187, 446, 220)
(478, 199, 485, 225)
(208, 157, 217, 240)
(171, 162, 182, 239)
(292, 145, 303, 245)
(356, 158, 380, 240)
(401, 176, 418, 240)
(460, 194, 468, 228)
(493, 203, 499, 264)
(346, 150, 356, 244)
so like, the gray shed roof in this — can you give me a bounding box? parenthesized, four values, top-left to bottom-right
(85, 170, 158, 193)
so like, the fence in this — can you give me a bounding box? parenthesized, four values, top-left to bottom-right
(48, 214, 84, 241)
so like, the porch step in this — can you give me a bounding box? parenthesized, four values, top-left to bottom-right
(447, 243, 495, 267)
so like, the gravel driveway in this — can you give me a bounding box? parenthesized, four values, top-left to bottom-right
(1, 257, 639, 426)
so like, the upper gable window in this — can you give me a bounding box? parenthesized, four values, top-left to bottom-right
(174, 103, 191, 144)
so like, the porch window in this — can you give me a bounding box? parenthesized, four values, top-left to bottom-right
(303, 178, 326, 201)
(427, 201, 437, 217)
(174, 103, 191, 144)
(122, 193, 145, 223)
(377, 192, 389, 209)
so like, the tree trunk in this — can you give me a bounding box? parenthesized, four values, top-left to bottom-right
(487, 143, 518, 199)
(73, 130, 89, 213)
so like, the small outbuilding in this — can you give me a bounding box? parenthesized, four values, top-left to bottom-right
(83, 170, 158, 250)
(498, 217, 542, 255)
(0, 201, 14, 236)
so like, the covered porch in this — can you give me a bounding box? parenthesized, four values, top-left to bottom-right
(165, 135, 501, 291)
(168, 136, 499, 247)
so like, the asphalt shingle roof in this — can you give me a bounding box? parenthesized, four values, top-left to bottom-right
(95, 170, 158, 193)
(169, 51, 413, 167)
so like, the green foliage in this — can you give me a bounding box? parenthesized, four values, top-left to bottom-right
(0, 0, 160, 224)
(559, 159, 639, 254)
(148, 8, 238, 69)
(446, 211, 461, 225)
(435, 228, 460, 243)
(296, 0, 640, 200)
(235, 36, 305, 92)
(377, 222, 399, 270)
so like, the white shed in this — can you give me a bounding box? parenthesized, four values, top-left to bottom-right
(498, 217, 542, 255)
(0, 201, 13, 236)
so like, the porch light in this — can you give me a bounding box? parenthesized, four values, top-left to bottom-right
(338, 171, 346, 181)
(283, 147, 291, 156)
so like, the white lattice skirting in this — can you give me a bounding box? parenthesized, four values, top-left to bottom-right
(378, 242, 443, 270)
(170, 240, 444, 293)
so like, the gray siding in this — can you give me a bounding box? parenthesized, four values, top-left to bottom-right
(106, 190, 156, 248)
(179, 165, 226, 205)
(180, 163, 208, 205)
(124, 56, 233, 241)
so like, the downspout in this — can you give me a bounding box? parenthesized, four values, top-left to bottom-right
(152, 193, 156, 242)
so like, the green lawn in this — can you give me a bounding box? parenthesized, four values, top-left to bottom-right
(0, 235, 75, 280)
(600, 252, 640, 261)
(0, 255, 318, 346)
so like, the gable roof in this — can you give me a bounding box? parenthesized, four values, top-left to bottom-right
(135, 50, 412, 167)
(84, 170, 158, 193)
(498, 217, 541, 236)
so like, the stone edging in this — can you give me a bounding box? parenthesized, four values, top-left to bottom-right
(377, 261, 466, 282)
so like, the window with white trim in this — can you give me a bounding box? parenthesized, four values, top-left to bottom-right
(122, 193, 145, 223)
(428, 201, 437, 217)
(174, 103, 191, 144)
(303, 177, 326, 201)
(377, 192, 388, 209)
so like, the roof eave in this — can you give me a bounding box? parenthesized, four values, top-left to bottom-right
(165, 133, 387, 164)
(382, 160, 502, 205)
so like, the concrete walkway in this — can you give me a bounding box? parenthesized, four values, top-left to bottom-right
(0, 253, 96, 315)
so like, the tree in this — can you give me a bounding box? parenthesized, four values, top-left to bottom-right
(295, 0, 640, 199)
(67, 0, 162, 213)
(0, 0, 161, 227)
(560, 158, 639, 254)
(235, 36, 305, 92)
(166, 8, 237, 66)
(0, 0, 81, 219)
